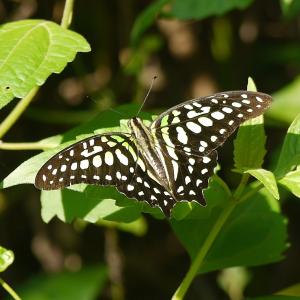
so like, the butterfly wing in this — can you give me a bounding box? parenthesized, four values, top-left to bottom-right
(155, 139, 218, 204)
(151, 91, 272, 156)
(35, 133, 175, 216)
(151, 90, 271, 202)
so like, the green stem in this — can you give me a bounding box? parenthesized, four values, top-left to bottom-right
(239, 183, 263, 203)
(61, 0, 74, 28)
(171, 172, 251, 300)
(0, 0, 75, 139)
(0, 87, 39, 139)
(171, 201, 236, 300)
(233, 173, 249, 200)
(0, 277, 21, 300)
(0, 141, 56, 150)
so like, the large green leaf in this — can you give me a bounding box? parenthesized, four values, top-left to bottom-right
(171, 0, 254, 20)
(171, 188, 287, 274)
(40, 186, 143, 223)
(0, 246, 14, 272)
(5, 265, 107, 300)
(233, 78, 267, 171)
(275, 114, 300, 178)
(0, 20, 90, 108)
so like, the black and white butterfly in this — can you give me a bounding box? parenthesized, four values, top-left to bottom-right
(35, 91, 272, 217)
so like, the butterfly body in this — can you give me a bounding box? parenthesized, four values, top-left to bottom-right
(35, 91, 272, 217)
(128, 117, 172, 195)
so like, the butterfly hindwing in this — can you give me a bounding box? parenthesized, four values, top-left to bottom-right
(155, 139, 218, 204)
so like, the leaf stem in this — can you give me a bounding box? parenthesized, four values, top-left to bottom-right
(61, 0, 74, 28)
(0, 277, 21, 300)
(0, 87, 39, 139)
(171, 172, 250, 300)
(233, 173, 250, 200)
(171, 201, 236, 300)
(0, 141, 55, 150)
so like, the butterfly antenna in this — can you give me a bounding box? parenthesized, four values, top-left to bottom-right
(136, 76, 157, 116)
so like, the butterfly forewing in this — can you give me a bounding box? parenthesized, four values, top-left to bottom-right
(35, 134, 137, 189)
(35, 133, 177, 216)
(151, 91, 272, 156)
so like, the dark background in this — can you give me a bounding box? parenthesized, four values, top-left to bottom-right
(0, 0, 300, 299)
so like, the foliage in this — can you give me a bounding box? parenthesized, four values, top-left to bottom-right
(0, 0, 300, 300)
(0, 246, 14, 273)
(0, 20, 90, 109)
(4, 266, 107, 300)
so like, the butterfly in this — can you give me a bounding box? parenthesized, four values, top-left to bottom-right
(35, 91, 272, 217)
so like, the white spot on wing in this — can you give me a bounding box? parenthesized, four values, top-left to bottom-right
(115, 149, 128, 165)
(176, 127, 188, 144)
(80, 159, 89, 169)
(127, 184, 134, 191)
(172, 160, 179, 180)
(186, 121, 201, 133)
(184, 104, 193, 110)
(60, 165, 67, 172)
(185, 176, 191, 184)
(232, 102, 242, 108)
(177, 186, 184, 193)
(187, 110, 201, 118)
(198, 117, 213, 127)
(93, 155, 102, 167)
(104, 152, 114, 166)
(71, 163, 77, 170)
(222, 107, 233, 113)
(211, 111, 225, 120)
(211, 135, 217, 142)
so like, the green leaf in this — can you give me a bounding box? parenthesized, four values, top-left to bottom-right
(171, 188, 288, 273)
(275, 114, 300, 178)
(40, 186, 143, 223)
(172, 176, 231, 220)
(277, 282, 300, 297)
(171, 0, 254, 20)
(279, 168, 300, 198)
(246, 169, 279, 200)
(280, 0, 300, 19)
(130, 0, 169, 46)
(0, 20, 90, 109)
(267, 75, 300, 125)
(0, 246, 14, 272)
(5, 265, 107, 300)
(233, 78, 267, 171)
